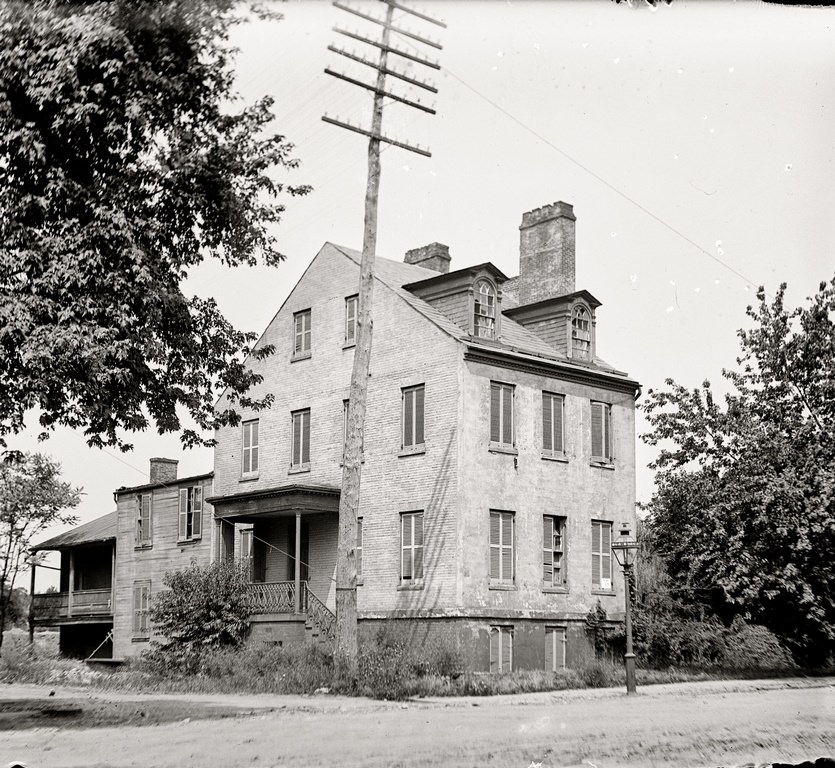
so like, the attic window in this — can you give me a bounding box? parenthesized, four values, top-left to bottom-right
(571, 305, 591, 359)
(474, 279, 496, 339)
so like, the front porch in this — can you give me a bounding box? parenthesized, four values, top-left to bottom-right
(248, 580, 335, 643)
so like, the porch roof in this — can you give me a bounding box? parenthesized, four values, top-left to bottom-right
(207, 483, 340, 519)
(32, 511, 116, 552)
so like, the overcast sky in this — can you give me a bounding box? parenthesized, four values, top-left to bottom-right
(17, 0, 835, 585)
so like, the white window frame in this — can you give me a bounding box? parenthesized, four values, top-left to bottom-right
(474, 279, 497, 339)
(291, 408, 311, 470)
(489, 625, 513, 673)
(178, 486, 203, 542)
(571, 304, 592, 360)
(590, 401, 613, 462)
(591, 520, 613, 591)
(400, 511, 424, 584)
(543, 515, 567, 588)
(135, 493, 152, 547)
(489, 510, 515, 585)
(241, 419, 259, 477)
(132, 579, 151, 639)
(489, 382, 515, 449)
(293, 309, 312, 357)
(345, 295, 358, 345)
(542, 391, 565, 456)
(401, 384, 425, 450)
(546, 625, 568, 671)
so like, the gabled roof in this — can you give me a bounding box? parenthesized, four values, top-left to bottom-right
(32, 511, 116, 552)
(331, 244, 631, 381)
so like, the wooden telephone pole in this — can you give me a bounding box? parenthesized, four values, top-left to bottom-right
(324, 0, 445, 676)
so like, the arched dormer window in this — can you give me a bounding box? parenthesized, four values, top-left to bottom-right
(474, 279, 496, 339)
(571, 305, 591, 359)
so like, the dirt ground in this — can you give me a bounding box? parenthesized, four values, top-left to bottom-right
(1, 677, 833, 768)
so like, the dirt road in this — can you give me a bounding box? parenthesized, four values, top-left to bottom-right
(2, 677, 833, 768)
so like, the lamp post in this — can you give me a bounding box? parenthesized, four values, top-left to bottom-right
(611, 523, 639, 695)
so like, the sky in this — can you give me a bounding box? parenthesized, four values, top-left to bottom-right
(14, 0, 835, 587)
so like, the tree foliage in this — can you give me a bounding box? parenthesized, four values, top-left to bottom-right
(0, 0, 309, 450)
(0, 452, 81, 652)
(642, 276, 835, 665)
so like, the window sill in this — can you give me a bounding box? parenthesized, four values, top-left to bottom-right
(397, 582, 424, 591)
(177, 538, 202, 546)
(541, 451, 569, 463)
(132, 636, 150, 643)
(356, 578, 364, 587)
(288, 465, 310, 475)
(542, 586, 569, 594)
(290, 352, 311, 363)
(342, 341, 356, 350)
(398, 445, 425, 458)
(591, 589, 617, 596)
(489, 583, 516, 591)
(589, 460, 615, 471)
(239, 474, 259, 483)
(134, 543, 152, 551)
(488, 443, 518, 456)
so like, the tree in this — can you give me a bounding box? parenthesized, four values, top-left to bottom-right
(642, 276, 835, 665)
(0, 452, 81, 652)
(0, 1, 309, 450)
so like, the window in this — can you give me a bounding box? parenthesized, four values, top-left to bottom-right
(571, 305, 591, 359)
(356, 518, 363, 580)
(590, 402, 612, 462)
(542, 392, 565, 455)
(132, 580, 151, 639)
(345, 295, 358, 345)
(543, 515, 567, 587)
(489, 510, 514, 585)
(489, 382, 514, 448)
(546, 626, 567, 671)
(178, 486, 203, 542)
(474, 279, 496, 339)
(240, 528, 253, 560)
(400, 511, 424, 584)
(135, 494, 152, 546)
(242, 419, 259, 476)
(401, 384, 425, 450)
(291, 409, 311, 470)
(293, 309, 311, 357)
(592, 520, 613, 590)
(489, 626, 513, 672)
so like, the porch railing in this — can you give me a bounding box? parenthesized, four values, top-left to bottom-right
(248, 581, 304, 614)
(305, 586, 335, 643)
(32, 588, 112, 619)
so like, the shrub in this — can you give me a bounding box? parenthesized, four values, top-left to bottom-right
(720, 618, 795, 671)
(580, 659, 613, 688)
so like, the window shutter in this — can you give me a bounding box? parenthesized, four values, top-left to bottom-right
(141, 494, 151, 542)
(489, 512, 500, 579)
(356, 519, 363, 577)
(292, 413, 301, 465)
(178, 489, 188, 541)
(601, 522, 612, 582)
(192, 486, 203, 539)
(554, 396, 564, 453)
(502, 386, 513, 446)
(415, 386, 424, 445)
(542, 394, 553, 452)
(402, 515, 412, 580)
(135, 496, 142, 542)
(546, 628, 554, 672)
(603, 404, 611, 459)
(501, 514, 513, 582)
(489, 628, 499, 673)
(346, 297, 356, 343)
(302, 410, 311, 464)
(591, 402, 603, 458)
(294, 314, 303, 354)
(543, 517, 553, 582)
(490, 383, 501, 442)
(403, 389, 414, 447)
(502, 629, 512, 671)
(133, 583, 142, 634)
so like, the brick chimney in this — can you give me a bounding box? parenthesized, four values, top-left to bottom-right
(149, 457, 178, 485)
(404, 242, 451, 274)
(517, 201, 576, 305)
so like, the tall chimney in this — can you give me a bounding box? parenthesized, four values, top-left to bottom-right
(404, 242, 451, 274)
(149, 457, 178, 485)
(517, 201, 576, 305)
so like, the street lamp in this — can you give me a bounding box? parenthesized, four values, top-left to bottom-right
(611, 523, 639, 695)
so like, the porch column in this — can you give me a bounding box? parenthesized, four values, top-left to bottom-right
(28, 562, 36, 645)
(67, 549, 74, 618)
(294, 512, 301, 614)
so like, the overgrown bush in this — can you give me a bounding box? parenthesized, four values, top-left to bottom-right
(147, 560, 252, 668)
(720, 618, 795, 671)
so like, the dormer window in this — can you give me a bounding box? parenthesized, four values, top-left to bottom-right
(571, 305, 591, 360)
(474, 279, 496, 339)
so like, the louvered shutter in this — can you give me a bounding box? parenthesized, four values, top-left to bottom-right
(303, 312, 311, 352)
(133, 583, 142, 634)
(415, 386, 424, 445)
(490, 383, 501, 442)
(601, 522, 612, 585)
(542, 394, 553, 451)
(501, 629, 512, 672)
(294, 313, 303, 354)
(500, 514, 513, 582)
(356, 519, 363, 577)
(414, 513, 424, 579)
(502, 386, 513, 446)
(554, 396, 564, 453)
(142, 494, 151, 542)
(489, 512, 500, 579)
(401, 515, 413, 580)
(545, 628, 555, 672)
(603, 404, 611, 459)
(192, 486, 203, 539)
(591, 402, 604, 458)
(591, 522, 601, 587)
(403, 389, 414, 447)
(135, 496, 142, 542)
(543, 517, 553, 582)
(292, 413, 301, 466)
(178, 488, 189, 540)
(346, 297, 356, 343)
(302, 410, 310, 464)
(489, 628, 499, 673)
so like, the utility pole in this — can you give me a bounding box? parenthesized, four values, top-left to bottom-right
(324, 0, 445, 678)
